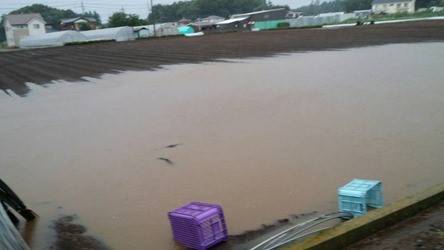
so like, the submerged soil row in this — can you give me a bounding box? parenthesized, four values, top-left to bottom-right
(1, 20, 444, 96)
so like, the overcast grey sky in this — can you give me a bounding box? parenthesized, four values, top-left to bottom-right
(0, 0, 312, 23)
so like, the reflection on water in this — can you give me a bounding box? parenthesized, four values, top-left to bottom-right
(1, 43, 444, 249)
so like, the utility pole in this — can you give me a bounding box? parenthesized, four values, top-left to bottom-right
(81, 1, 85, 15)
(147, 2, 150, 20)
(121, 5, 125, 13)
(150, 0, 156, 37)
(310, 0, 314, 15)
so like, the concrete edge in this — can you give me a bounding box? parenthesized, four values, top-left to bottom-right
(284, 182, 444, 250)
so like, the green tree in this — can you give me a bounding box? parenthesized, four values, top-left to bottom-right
(416, 0, 444, 8)
(148, 0, 287, 23)
(107, 12, 147, 27)
(295, 0, 372, 15)
(0, 17, 6, 43)
(342, 0, 373, 12)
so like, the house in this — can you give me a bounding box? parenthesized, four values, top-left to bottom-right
(191, 15, 226, 33)
(189, 16, 226, 33)
(226, 8, 288, 30)
(372, 0, 416, 14)
(216, 17, 251, 31)
(60, 17, 98, 31)
(3, 13, 46, 47)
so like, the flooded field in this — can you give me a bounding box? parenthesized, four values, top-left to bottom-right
(1, 43, 444, 249)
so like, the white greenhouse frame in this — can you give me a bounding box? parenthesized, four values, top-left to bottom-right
(20, 30, 88, 48)
(81, 26, 136, 42)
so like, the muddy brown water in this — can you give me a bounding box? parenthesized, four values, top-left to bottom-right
(1, 43, 444, 249)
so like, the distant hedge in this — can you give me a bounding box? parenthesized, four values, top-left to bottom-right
(64, 40, 115, 46)
(277, 22, 290, 28)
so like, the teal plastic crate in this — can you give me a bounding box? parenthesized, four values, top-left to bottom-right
(338, 179, 383, 217)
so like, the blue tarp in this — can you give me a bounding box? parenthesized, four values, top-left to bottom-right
(178, 26, 194, 35)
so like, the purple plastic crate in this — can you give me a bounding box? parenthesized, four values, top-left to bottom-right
(168, 201, 229, 250)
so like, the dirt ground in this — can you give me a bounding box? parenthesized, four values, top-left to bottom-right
(347, 200, 444, 250)
(1, 20, 444, 96)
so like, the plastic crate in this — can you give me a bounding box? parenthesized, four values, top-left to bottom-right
(168, 201, 228, 250)
(338, 179, 383, 217)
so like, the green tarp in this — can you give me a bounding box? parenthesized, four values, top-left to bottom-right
(253, 20, 286, 30)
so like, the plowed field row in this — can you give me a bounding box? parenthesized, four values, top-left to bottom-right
(1, 20, 444, 96)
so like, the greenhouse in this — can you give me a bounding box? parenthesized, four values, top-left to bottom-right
(20, 31, 88, 48)
(81, 26, 135, 42)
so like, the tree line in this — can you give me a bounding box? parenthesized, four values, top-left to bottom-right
(2, 0, 444, 42)
(148, 0, 288, 23)
(294, 0, 444, 15)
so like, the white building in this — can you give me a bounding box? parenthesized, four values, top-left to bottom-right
(3, 13, 46, 47)
(372, 0, 416, 14)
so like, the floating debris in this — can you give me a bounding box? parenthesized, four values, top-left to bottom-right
(165, 143, 182, 149)
(158, 157, 174, 165)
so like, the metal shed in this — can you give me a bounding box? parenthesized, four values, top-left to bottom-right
(81, 26, 135, 42)
(19, 30, 88, 48)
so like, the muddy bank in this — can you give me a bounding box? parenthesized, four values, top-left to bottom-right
(51, 215, 108, 250)
(1, 20, 444, 96)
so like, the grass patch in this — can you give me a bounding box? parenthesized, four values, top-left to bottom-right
(135, 34, 184, 40)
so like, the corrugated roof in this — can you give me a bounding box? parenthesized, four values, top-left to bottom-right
(372, 0, 413, 4)
(5, 13, 45, 25)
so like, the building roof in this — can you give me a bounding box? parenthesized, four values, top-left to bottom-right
(217, 17, 249, 25)
(60, 17, 97, 25)
(230, 8, 286, 19)
(5, 13, 45, 25)
(202, 15, 225, 21)
(372, 0, 413, 4)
